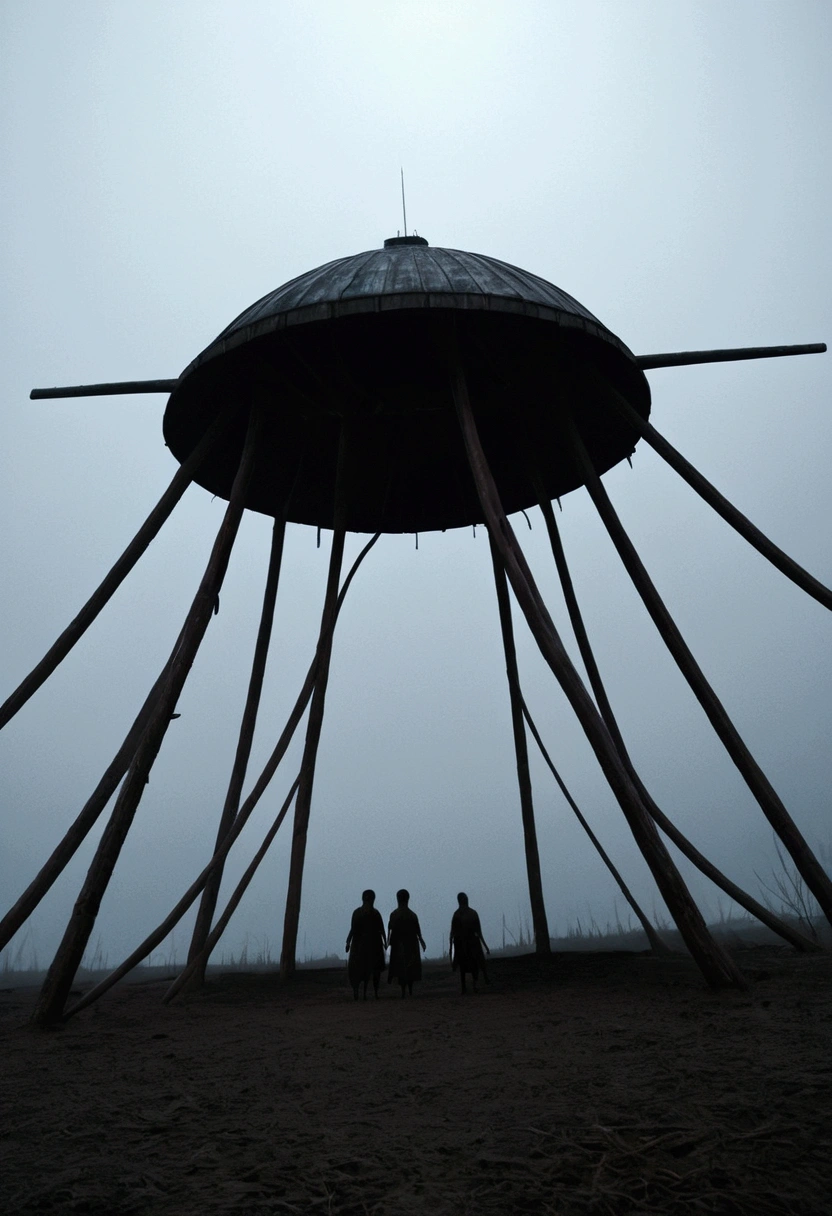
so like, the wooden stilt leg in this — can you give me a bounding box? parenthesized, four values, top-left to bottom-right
(0, 643, 182, 953)
(164, 777, 301, 1003)
(185, 517, 286, 987)
(521, 702, 670, 954)
(448, 336, 746, 989)
(564, 410, 832, 930)
(279, 419, 355, 980)
(599, 374, 832, 612)
(488, 534, 551, 954)
(62, 533, 379, 1020)
(31, 409, 261, 1027)
(528, 483, 817, 951)
(0, 411, 231, 732)
(279, 527, 345, 978)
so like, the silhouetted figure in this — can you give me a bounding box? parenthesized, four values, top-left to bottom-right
(387, 889, 426, 998)
(449, 892, 490, 994)
(345, 889, 387, 1001)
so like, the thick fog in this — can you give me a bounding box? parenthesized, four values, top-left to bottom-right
(1, 2, 830, 972)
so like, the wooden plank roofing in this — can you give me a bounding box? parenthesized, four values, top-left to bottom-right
(164, 238, 649, 532)
(179, 240, 636, 381)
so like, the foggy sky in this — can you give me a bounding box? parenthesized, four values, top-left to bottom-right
(1, 1, 830, 972)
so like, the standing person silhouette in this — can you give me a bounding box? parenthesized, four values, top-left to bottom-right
(345, 889, 387, 1000)
(449, 892, 490, 994)
(386, 889, 426, 998)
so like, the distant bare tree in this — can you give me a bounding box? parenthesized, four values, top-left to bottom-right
(756, 836, 828, 943)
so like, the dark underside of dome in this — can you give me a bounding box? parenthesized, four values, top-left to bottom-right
(164, 308, 650, 534)
(163, 246, 651, 534)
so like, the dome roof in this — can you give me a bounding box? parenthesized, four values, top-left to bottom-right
(180, 238, 632, 379)
(164, 238, 650, 534)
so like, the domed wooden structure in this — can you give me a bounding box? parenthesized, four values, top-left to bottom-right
(164, 236, 650, 533)
(3, 234, 830, 1024)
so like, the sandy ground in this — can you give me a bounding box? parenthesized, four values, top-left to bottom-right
(2, 947, 831, 1215)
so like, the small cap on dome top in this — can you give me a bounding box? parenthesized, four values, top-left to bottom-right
(384, 235, 429, 248)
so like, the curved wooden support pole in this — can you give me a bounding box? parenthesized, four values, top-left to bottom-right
(0, 647, 180, 953)
(0, 410, 231, 732)
(280, 419, 355, 979)
(530, 486, 820, 954)
(164, 777, 301, 1004)
(32, 409, 260, 1027)
(488, 534, 551, 954)
(601, 375, 832, 612)
(530, 471, 625, 746)
(564, 411, 832, 931)
(185, 517, 286, 986)
(61, 533, 380, 1020)
(279, 526, 346, 978)
(448, 330, 746, 989)
(520, 701, 670, 954)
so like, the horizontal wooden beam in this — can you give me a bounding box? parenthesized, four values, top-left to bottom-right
(637, 342, 826, 369)
(30, 379, 177, 399)
(27, 341, 826, 400)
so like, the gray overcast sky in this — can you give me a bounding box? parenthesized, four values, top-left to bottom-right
(1, 1, 830, 970)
